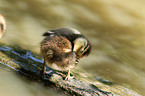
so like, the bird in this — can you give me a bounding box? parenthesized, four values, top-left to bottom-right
(0, 14, 6, 38)
(40, 27, 91, 80)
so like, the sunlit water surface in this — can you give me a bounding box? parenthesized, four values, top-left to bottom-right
(1, 0, 145, 95)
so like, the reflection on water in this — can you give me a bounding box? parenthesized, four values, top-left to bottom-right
(0, 70, 66, 96)
(0, 0, 145, 95)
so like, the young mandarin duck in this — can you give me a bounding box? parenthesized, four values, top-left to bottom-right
(0, 14, 6, 38)
(40, 28, 91, 80)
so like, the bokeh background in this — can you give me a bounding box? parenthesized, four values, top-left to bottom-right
(1, 0, 145, 95)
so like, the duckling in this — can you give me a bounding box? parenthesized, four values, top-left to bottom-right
(0, 14, 6, 38)
(40, 28, 91, 80)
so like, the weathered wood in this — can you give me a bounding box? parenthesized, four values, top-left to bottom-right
(0, 44, 140, 96)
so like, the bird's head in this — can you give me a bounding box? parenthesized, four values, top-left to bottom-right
(73, 37, 91, 58)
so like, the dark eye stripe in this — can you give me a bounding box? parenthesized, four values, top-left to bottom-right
(81, 44, 89, 54)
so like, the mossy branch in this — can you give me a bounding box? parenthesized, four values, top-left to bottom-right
(0, 44, 140, 96)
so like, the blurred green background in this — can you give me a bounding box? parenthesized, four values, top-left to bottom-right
(1, 0, 145, 95)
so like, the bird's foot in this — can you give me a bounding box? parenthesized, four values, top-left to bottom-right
(56, 71, 74, 80)
(65, 69, 74, 80)
(65, 75, 74, 80)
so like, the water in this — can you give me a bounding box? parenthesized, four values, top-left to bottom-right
(0, 70, 68, 96)
(0, 0, 145, 95)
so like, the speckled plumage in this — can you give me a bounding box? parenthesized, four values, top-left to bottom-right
(40, 27, 91, 80)
(41, 36, 77, 71)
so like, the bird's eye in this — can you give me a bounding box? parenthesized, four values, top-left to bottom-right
(81, 44, 89, 53)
